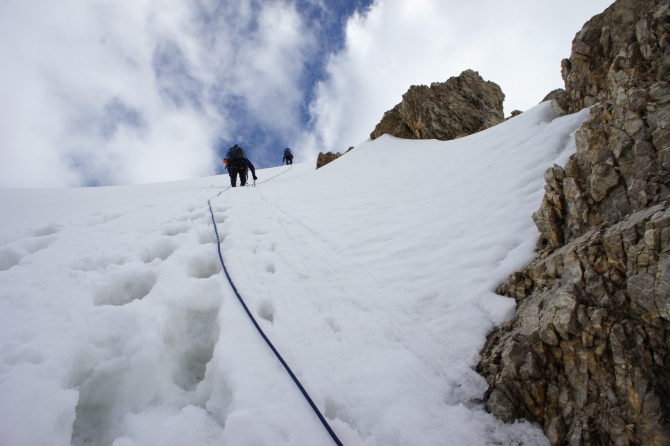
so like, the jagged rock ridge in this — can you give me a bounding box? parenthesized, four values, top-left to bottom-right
(370, 69, 504, 141)
(478, 0, 670, 445)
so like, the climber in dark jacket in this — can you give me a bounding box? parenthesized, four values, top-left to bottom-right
(282, 148, 293, 165)
(223, 144, 257, 187)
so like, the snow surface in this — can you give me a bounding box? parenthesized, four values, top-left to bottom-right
(0, 102, 590, 446)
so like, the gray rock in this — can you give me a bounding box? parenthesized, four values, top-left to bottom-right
(487, 388, 518, 423)
(590, 164, 620, 202)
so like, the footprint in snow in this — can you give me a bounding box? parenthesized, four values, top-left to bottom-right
(197, 227, 219, 245)
(188, 252, 222, 279)
(324, 315, 341, 333)
(174, 211, 207, 222)
(257, 300, 275, 323)
(170, 309, 220, 391)
(0, 236, 57, 272)
(162, 221, 191, 237)
(92, 268, 157, 306)
(30, 222, 62, 238)
(71, 211, 123, 227)
(212, 213, 226, 224)
(70, 253, 127, 272)
(140, 238, 178, 263)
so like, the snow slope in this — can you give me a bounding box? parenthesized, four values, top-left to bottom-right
(0, 102, 590, 446)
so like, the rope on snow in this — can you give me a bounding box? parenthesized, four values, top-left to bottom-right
(207, 165, 343, 446)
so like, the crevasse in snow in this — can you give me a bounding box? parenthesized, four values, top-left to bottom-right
(0, 102, 590, 446)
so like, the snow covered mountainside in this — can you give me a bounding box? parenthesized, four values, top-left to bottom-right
(0, 102, 589, 446)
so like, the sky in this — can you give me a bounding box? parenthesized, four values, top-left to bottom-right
(0, 0, 614, 188)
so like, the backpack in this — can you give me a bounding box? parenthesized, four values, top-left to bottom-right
(284, 148, 292, 156)
(227, 144, 246, 160)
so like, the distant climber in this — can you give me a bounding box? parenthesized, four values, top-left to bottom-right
(282, 148, 293, 165)
(223, 144, 257, 187)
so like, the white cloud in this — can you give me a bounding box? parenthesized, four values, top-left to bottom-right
(231, 3, 316, 133)
(0, 0, 619, 185)
(0, 0, 316, 187)
(301, 0, 615, 157)
(0, 0, 212, 187)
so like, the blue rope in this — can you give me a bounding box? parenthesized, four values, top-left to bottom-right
(256, 164, 292, 184)
(207, 184, 343, 446)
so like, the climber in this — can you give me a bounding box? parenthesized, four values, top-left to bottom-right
(282, 148, 293, 165)
(223, 144, 257, 187)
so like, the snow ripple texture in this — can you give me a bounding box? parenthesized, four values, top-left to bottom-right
(0, 102, 590, 445)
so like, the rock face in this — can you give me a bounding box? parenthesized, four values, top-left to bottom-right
(478, 0, 670, 445)
(369, 69, 504, 141)
(535, 0, 670, 249)
(479, 203, 670, 445)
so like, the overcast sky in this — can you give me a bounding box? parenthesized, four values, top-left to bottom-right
(0, 0, 614, 188)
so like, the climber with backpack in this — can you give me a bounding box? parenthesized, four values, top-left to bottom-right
(282, 148, 293, 165)
(223, 144, 257, 187)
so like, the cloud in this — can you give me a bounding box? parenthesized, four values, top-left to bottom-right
(0, 0, 319, 187)
(0, 0, 216, 187)
(153, 40, 204, 110)
(301, 0, 615, 158)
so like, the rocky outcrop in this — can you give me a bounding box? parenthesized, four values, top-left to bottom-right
(478, 0, 670, 444)
(369, 69, 504, 141)
(316, 147, 354, 169)
(506, 110, 523, 121)
(478, 202, 670, 445)
(561, 0, 670, 115)
(542, 89, 571, 117)
(534, 0, 670, 250)
(316, 151, 341, 169)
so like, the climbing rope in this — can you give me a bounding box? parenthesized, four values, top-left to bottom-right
(254, 164, 293, 185)
(207, 165, 343, 446)
(234, 165, 293, 188)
